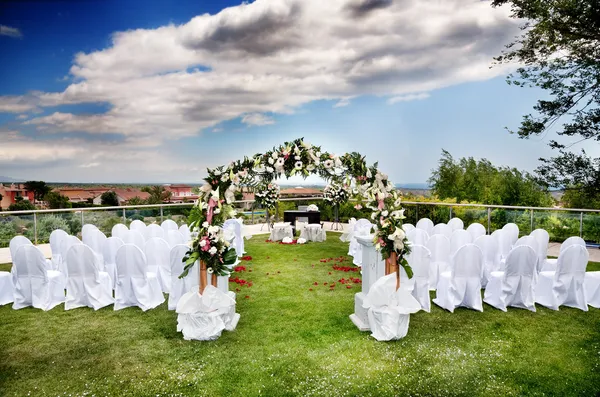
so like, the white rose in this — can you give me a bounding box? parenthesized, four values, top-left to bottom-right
(271, 152, 278, 159)
(209, 246, 218, 255)
(266, 166, 274, 173)
(268, 157, 275, 165)
(382, 210, 389, 217)
(214, 208, 221, 214)
(199, 240, 207, 247)
(202, 221, 209, 228)
(295, 155, 301, 160)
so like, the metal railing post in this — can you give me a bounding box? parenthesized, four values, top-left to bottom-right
(122, 208, 126, 223)
(81, 211, 84, 228)
(487, 207, 491, 234)
(160, 207, 164, 222)
(33, 212, 38, 245)
(251, 206, 255, 224)
(580, 212, 583, 238)
(276, 202, 279, 222)
(449, 206, 453, 221)
(415, 205, 418, 224)
(530, 209, 534, 233)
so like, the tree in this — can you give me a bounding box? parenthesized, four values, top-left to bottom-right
(492, 0, 600, 195)
(44, 191, 71, 209)
(142, 185, 172, 204)
(429, 150, 554, 207)
(100, 191, 119, 206)
(24, 181, 51, 202)
(8, 196, 36, 211)
(127, 196, 145, 206)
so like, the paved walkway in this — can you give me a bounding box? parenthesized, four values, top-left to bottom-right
(1, 222, 598, 264)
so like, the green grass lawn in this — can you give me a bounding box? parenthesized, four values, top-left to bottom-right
(1, 234, 599, 396)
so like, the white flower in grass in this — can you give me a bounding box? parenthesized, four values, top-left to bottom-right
(207, 267, 214, 273)
(324, 159, 334, 169)
(295, 161, 303, 169)
(209, 246, 218, 255)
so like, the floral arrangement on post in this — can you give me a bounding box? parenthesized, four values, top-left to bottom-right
(254, 182, 280, 210)
(323, 182, 349, 206)
(306, 204, 319, 212)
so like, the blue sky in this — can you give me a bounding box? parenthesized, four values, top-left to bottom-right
(0, 0, 594, 184)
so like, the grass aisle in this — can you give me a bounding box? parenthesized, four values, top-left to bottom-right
(0, 233, 599, 396)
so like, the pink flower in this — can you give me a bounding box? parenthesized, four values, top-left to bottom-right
(354, 204, 363, 210)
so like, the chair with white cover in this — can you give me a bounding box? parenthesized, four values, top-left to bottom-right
(300, 224, 326, 242)
(515, 235, 538, 259)
(530, 229, 550, 272)
(111, 223, 129, 240)
(407, 228, 429, 247)
(114, 244, 164, 311)
(9, 235, 32, 264)
(492, 229, 512, 263)
(130, 219, 146, 234)
(426, 235, 451, 289)
(466, 223, 486, 241)
(122, 230, 146, 252)
(450, 229, 472, 256)
(179, 224, 191, 242)
(83, 228, 107, 268)
(340, 218, 357, 242)
(102, 236, 124, 289)
(584, 272, 600, 308)
(406, 245, 432, 312)
(65, 244, 113, 310)
(49, 229, 68, 271)
(474, 235, 501, 287)
(535, 244, 589, 311)
(165, 230, 185, 248)
(448, 217, 464, 231)
(484, 245, 538, 312)
(81, 224, 98, 238)
(0, 271, 14, 305)
(161, 219, 179, 233)
(12, 245, 65, 310)
(431, 223, 452, 239)
(402, 223, 415, 234)
(543, 236, 586, 272)
(144, 224, 165, 241)
(416, 218, 434, 236)
(58, 236, 82, 279)
(502, 223, 519, 244)
(269, 222, 294, 242)
(223, 219, 245, 256)
(145, 237, 172, 293)
(169, 244, 199, 310)
(348, 219, 373, 265)
(433, 244, 484, 312)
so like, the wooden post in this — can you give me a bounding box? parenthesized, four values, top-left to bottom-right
(199, 260, 208, 294)
(385, 251, 400, 290)
(211, 272, 218, 288)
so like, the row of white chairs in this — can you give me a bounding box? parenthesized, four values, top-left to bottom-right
(3, 241, 204, 311)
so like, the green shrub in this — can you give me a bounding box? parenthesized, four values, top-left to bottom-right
(25, 215, 70, 243)
(0, 219, 18, 248)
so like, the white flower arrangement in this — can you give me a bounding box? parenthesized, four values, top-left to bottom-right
(282, 237, 293, 244)
(307, 204, 319, 212)
(254, 182, 280, 210)
(297, 238, 307, 244)
(323, 182, 349, 205)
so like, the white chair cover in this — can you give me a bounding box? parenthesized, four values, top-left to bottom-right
(584, 272, 600, 309)
(130, 219, 146, 234)
(433, 244, 483, 312)
(466, 223, 486, 240)
(9, 235, 32, 263)
(535, 244, 589, 311)
(179, 224, 192, 242)
(176, 285, 239, 341)
(122, 230, 146, 252)
(145, 237, 172, 293)
(431, 223, 453, 239)
(362, 273, 421, 341)
(144, 224, 165, 241)
(161, 219, 179, 233)
(484, 245, 537, 312)
(65, 244, 114, 310)
(58, 236, 82, 279)
(0, 271, 14, 305)
(102, 236, 124, 289)
(450, 229, 472, 255)
(269, 223, 294, 242)
(114, 244, 164, 311)
(111, 223, 129, 240)
(543, 236, 586, 272)
(165, 230, 185, 248)
(12, 245, 65, 310)
(407, 228, 429, 247)
(169, 244, 199, 310)
(426, 234, 451, 289)
(224, 219, 245, 256)
(530, 229, 549, 272)
(49, 229, 68, 271)
(340, 218, 356, 242)
(416, 218, 434, 236)
(348, 219, 373, 266)
(448, 217, 464, 231)
(515, 236, 538, 264)
(81, 224, 98, 240)
(492, 229, 512, 262)
(502, 223, 519, 244)
(300, 224, 326, 242)
(474, 235, 501, 286)
(83, 228, 107, 268)
(402, 223, 415, 234)
(406, 245, 432, 312)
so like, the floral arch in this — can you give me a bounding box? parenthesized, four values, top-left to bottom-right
(181, 138, 412, 292)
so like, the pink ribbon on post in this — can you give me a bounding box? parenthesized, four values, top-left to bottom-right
(206, 197, 218, 224)
(378, 199, 385, 210)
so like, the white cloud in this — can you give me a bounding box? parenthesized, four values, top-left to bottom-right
(0, 25, 22, 38)
(79, 162, 100, 168)
(0, 96, 38, 113)
(242, 113, 275, 126)
(388, 92, 430, 104)
(16, 114, 28, 120)
(333, 98, 351, 108)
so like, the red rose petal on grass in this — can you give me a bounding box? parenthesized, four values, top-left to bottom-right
(266, 256, 270, 259)
(245, 295, 250, 299)
(266, 273, 270, 275)
(323, 282, 328, 285)
(328, 272, 332, 275)
(309, 288, 313, 291)
(236, 288, 241, 292)
(313, 282, 318, 285)
(249, 270, 253, 272)
(346, 285, 352, 289)
(277, 271, 281, 274)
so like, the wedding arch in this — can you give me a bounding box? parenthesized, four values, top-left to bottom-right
(177, 138, 412, 339)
